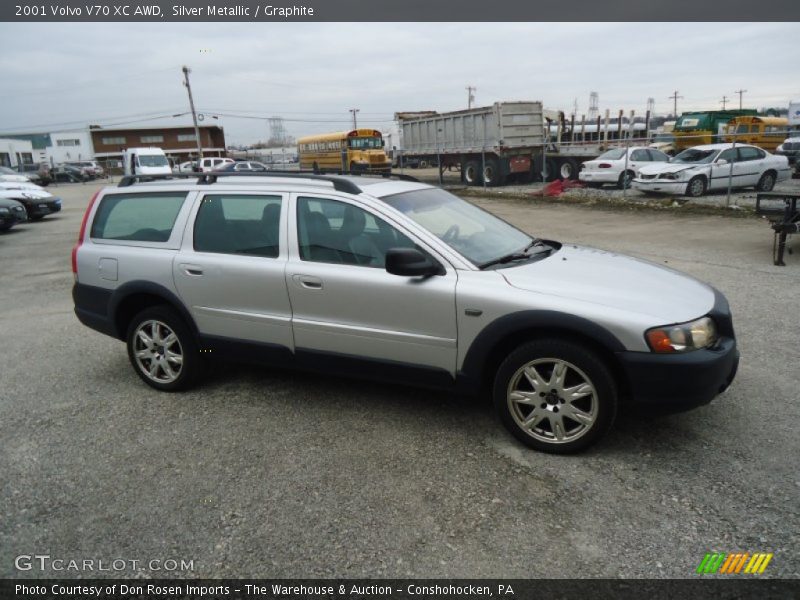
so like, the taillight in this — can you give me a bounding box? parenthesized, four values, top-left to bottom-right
(598, 163, 613, 169)
(72, 190, 100, 276)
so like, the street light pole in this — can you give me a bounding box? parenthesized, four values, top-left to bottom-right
(182, 65, 203, 162)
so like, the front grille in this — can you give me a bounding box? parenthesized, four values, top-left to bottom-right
(640, 174, 658, 180)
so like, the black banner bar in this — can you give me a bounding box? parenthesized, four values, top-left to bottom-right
(2, 0, 800, 22)
(3, 579, 800, 600)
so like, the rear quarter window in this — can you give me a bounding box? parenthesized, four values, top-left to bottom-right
(90, 192, 187, 242)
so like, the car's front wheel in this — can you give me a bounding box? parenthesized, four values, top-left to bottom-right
(126, 306, 200, 391)
(493, 339, 617, 454)
(685, 175, 707, 197)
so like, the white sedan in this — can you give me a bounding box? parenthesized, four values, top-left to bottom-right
(0, 166, 33, 184)
(579, 147, 670, 189)
(633, 143, 791, 197)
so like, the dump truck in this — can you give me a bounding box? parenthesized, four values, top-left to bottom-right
(395, 102, 635, 186)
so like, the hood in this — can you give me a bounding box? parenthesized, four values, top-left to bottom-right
(0, 197, 25, 209)
(638, 162, 698, 176)
(0, 187, 54, 200)
(0, 180, 42, 191)
(0, 174, 32, 183)
(501, 245, 715, 323)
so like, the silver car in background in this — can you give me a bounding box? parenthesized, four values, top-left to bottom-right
(633, 143, 791, 197)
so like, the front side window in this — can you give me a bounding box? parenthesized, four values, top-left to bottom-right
(297, 197, 416, 267)
(194, 194, 282, 257)
(91, 193, 186, 242)
(630, 149, 649, 161)
(382, 187, 531, 266)
(717, 148, 738, 163)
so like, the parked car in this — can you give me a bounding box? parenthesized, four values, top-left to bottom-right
(0, 182, 61, 220)
(0, 166, 34, 183)
(63, 162, 95, 180)
(197, 157, 235, 172)
(649, 133, 677, 157)
(52, 164, 90, 183)
(0, 196, 28, 230)
(775, 137, 800, 165)
(16, 163, 51, 186)
(633, 143, 791, 197)
(173, 161, 198, 174)
(579, 147, 670, 189)
(218, 160, 271, 172)
(67, 161, 105, 178)
(72, 173, 738, 454)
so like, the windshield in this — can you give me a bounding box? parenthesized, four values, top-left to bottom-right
(382, 187, 532, 265)
(596, 148, 626, 160)
(348, 137, 383, 149)
(672, 148, 718, 164)
(138, 155, 169, 167)
(0, 166, 17, 174)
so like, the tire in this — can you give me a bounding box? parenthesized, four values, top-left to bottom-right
(756, 171, 776, 192)
(492, 339, 618, 454)
(29, 215, 44, 222)
(685, 175, 707, 198)
(462, 160, 481, 186)
(482, 158, 503, 187)
(617, 170, 634, 190)
(126, 306, 200, 392)
(558, 159, 579, 181)
(544, 158, 558, 182)
(312, 162, 319, 173)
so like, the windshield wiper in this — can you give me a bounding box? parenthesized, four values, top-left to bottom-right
(478, 240, 552, 270)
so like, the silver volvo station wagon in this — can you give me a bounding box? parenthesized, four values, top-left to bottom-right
(72, 172, 739, 453)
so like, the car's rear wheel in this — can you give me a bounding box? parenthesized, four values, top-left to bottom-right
(126, 306, 199, 391)
(493, 339, 617, 454)
(756, 171, 776, 192)
(685, 175, 707, 197)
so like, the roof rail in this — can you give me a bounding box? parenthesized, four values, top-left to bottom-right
(116, 171, 363, 194)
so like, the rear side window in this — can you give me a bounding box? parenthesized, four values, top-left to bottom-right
(194, 194, 282, 257)
(91, 192, 186, 242)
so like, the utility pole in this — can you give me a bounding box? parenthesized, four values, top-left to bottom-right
(349, 108, 360, 129)
(466, 86, 476, 109)
(182, 65, 203, 161)
(668, 90, 683, 119)
(720, 95, 729, 110)
(735, 89, 747, 109)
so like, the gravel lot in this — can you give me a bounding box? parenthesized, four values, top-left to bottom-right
(1, 179, 798, 579)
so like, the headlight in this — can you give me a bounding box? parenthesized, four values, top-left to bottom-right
(646, 317, 717, 353)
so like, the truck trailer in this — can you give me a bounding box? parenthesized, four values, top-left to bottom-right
(395, 102, 637, 186)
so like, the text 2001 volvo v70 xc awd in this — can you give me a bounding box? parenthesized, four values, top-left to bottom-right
(72, 172, 739, 453)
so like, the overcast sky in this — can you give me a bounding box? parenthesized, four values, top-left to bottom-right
(0, 22, 798, 145)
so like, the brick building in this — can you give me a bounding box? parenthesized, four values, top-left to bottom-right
(90, 125, 226, 163)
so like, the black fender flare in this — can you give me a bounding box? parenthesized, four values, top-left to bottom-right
(109, 280, 198, 339)
(457, 310, 626, 392)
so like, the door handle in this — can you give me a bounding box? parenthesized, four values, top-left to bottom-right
(293, 274, 323, 289)
(180, 263, 204, 276)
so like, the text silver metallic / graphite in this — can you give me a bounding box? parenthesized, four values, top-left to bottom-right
(171, 5, 315, 17)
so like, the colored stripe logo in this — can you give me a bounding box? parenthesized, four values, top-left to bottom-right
(697, 552, 773, 574)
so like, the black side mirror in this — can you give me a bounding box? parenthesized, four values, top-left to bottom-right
(385, 247, 443, 277)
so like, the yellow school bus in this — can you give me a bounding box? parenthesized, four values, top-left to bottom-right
(723, 116, 789, 151)
(298, 129, 391, 173)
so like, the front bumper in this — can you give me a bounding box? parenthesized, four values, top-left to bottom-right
(26, 198, 61, 217)
(617, 337, 739, 413)
(632, 179, 687, 195)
